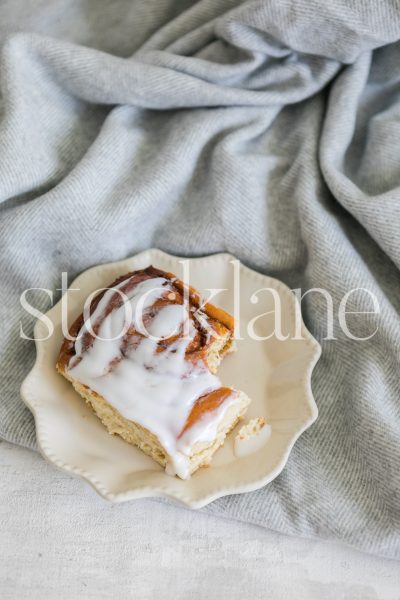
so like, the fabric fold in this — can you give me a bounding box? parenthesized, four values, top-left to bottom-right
(0, 0, 399, 559)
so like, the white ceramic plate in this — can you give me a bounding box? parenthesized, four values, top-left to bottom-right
(21, 249, 320, 508)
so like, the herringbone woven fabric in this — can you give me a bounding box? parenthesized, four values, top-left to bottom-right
(0, 0, 399, 558)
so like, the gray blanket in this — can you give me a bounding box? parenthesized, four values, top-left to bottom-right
(1, 0, 399, 559)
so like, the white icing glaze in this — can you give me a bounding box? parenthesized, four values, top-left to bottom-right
(68, 275, 237, 479)
(177, 393, 240, 455)
(234, 421, 271, 458)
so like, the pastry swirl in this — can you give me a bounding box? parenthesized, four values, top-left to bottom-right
(57, 266, 250, 478)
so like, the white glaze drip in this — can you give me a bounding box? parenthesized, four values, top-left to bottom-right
(68, 276, 236, 479)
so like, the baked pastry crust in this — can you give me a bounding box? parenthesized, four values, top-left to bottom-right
(57, 266, 250, 478)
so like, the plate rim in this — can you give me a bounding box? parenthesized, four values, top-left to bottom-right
(20, 248, 321, 508)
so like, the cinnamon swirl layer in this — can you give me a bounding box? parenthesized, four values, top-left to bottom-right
(57, 266, 250, 478)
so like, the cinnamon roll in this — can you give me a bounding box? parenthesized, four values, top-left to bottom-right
(56, 266, 251, 479)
